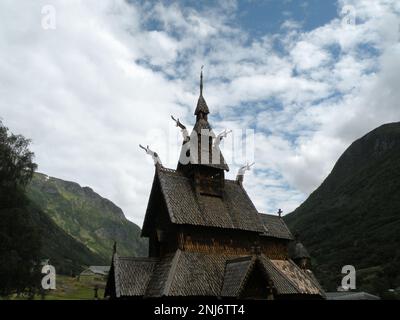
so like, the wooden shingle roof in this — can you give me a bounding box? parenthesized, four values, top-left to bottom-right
(142, 168, 297, 240)
(162, 250, 228, 297)
(107, 250, 324, 298)
(194, 95, 210, 115)
(145, 253, 176, 297)
(266, 258, 324, 296)
(142, 167, 266, 235)
(80, 266, 110, 276)
(220, 256, 255, 297)
(144, 250, 229, 297)
(112, 255, 158, 297)
(260, 214, 294, 240)
(221, 255, 324, 297)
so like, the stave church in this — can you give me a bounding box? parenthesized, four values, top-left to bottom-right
(104, 70, 325, 299)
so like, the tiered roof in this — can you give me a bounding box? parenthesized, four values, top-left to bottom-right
(142, 167, 272, 235)
(105, 70, 324, 299)
(107, 250, 324, 298)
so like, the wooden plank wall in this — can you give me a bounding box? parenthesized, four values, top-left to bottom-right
(177, 229, 288, 259)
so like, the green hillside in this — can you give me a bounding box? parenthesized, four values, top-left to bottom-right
(284, 122, 400, 297)
(27, 201, 105, 274)
(27, 173, 148, 267)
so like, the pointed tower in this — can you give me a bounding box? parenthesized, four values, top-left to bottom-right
(177, 67, 229, 197)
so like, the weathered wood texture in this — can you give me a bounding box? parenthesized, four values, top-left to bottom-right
(176, 228, 289, 259)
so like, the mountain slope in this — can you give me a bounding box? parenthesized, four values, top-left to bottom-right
(27, 173, 148, 263)
(27, 201, 106, 274)
(284, 122, 400, 295)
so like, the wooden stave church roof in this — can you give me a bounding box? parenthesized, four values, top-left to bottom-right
(107, 250, 324, 298)
(142, 166, 294, 238)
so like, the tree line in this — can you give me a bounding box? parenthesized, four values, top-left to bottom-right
(0, 120, 42, 297)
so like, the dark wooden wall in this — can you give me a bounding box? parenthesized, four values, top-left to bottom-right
(174, 226, 289, 259)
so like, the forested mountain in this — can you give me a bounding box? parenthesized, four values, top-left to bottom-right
(27, 173, 148, 267)
(285, 122, 400, 296)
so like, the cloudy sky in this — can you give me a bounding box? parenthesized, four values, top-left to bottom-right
(1, 0, 399, 226)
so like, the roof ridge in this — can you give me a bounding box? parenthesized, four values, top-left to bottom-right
(89, 265, 110, 267)
(259, 214, 294, 240)
(260, 213, 282, 218)
(155, 169, 179, 225)
(226, 255, 253, 263)
(237, 256, 258, 296)
(114, 254, 121, 298)
(225, 179, 239, 183)
(259, 255, 299, 294)
(157, 167, 188, 179)
(287, 259, 325, 296)
(159, 167, 177, 174)
(163, 249, 182, 296)
(117, 256, 158, 262)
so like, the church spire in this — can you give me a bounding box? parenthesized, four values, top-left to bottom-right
(200, 65, 203, 96)
(194, 66, 210, 116)
(177, 68, 229, 173)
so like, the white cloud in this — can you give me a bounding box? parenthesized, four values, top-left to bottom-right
(0, 0, 399, 225)
(291, 41, 330, 70)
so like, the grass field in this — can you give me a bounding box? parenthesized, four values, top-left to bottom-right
(10, 275, 107, 300)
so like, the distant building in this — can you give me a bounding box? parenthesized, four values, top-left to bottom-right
(80, 266, 110, 278)
(105, 71, 325, 300)
(326, 292, 380, 300)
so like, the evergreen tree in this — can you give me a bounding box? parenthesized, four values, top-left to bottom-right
(0, 120, 41, 297)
